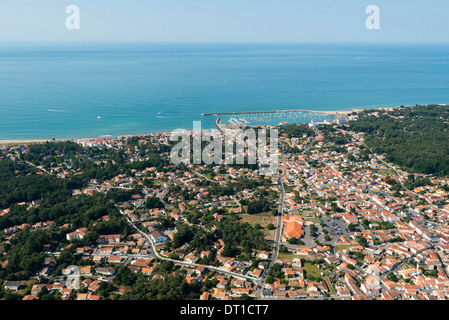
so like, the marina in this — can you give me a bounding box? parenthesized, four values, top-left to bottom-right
(208, 109, 352, 131)
(201, 109, 354, 117)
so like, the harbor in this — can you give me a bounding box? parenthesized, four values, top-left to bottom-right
(201, 109, 355, 117)
(208, 109, 355, 131)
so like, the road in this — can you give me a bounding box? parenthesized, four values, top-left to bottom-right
(349, 131, 432, 206)
(255, 174, 286, 299)
(87, 184, 134, 191)
(188, 168, 215, 182)
(124, 215, 260, 284)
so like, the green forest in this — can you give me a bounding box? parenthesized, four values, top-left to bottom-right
(348, 104, 449, 176)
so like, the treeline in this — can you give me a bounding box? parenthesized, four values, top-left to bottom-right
(118, 272, 201, 300)
(0, 159, 75, 210)
(215, 215, 268, 253)
(279, 123, 314, 139)
(244, 198, 272, 215)
(0, 197, 131, 279)
(348, 105, 449, 176)
(0, 190, 118, 230)
(22, 141, 83, 163)
(1, 229, 55, 280)
(163, 213, 269, 260)
(23, 140, 169, 181)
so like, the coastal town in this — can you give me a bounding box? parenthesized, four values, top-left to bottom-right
(2, 106, 449, 301)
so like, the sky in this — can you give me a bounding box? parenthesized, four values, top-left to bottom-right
(0, 0, 448, 42)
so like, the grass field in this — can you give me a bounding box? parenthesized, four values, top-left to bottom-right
(334, 244, 352, 252)
(303, 262, 336, 295)
(238, 211, 277, 240)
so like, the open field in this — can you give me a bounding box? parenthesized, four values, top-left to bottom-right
(303, 262, 336, 295)
(334, 244, 353, 252)
(238, 211, 277, 240)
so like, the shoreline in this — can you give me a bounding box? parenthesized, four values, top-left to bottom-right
(0, 105, 420, 146)
(201, 108, 363, 117)
(0, 108, 370, 146)
(0, 139, 69, 146)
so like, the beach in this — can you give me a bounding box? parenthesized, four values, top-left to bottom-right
(0, 109, 363, 147)
(0, 139, 69, 146)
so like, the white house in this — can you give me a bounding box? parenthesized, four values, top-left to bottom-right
(150, 230, 168, 243)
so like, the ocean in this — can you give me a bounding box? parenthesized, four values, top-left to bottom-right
(1, 42, 449, 140)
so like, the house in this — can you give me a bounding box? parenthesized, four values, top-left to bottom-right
(39, 267, 51, 277)
(4, 281, 20, 291)
(231, 288, 250, 296)
(97, 234, 121, 244)
(80, 266, 94, 274)
(195, 266, 206, 276)
(200, 292, 210, 300)
(150, 230, 168, 243)
(336, 286, 352, 297)
(325, 255, 340, 265)
(95, 267, 116, 276)
(307, 282, 320, 297)
(66, 227, 88, 241)
(77, 293, 101, 301)
(257, 251, 270, 260)
(31, 284, 48, 295)
(361, 275, 380, 295)
(251, 268, 263, 277)
(398, 268, 422, 279)
(131, 258, 152, 267)
(62, 268, 74, 275)
(217, 279, 229, 289)
(61, 288, 74, 299)
(107, 256, 122, 263)
(142, 264, 159, 275)
(313, 245, 331, 254)
(212, 288, 229, 300)
(88, 281, 101, 293)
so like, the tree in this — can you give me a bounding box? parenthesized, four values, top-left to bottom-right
(171, 224, 195, 249)
(357, 237, 368, 248)
(221, 244, 239, 258)
(387, 272, 398, 282)
(145, 197, 164, 209)
(309, 225, 316, 237)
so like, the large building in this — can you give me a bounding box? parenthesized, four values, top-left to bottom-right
(66, 227, 88, 241)
(282, 215, 305, 240)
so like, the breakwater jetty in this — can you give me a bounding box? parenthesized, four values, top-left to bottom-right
(202, 109, 342, 116)
(214, 117, 246, 131)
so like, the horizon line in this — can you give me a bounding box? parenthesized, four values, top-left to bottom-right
(1, 40, 449, 45)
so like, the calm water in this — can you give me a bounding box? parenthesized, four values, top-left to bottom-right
(1, 42, 449, 140)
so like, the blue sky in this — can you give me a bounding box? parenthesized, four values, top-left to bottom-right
(0, 0, 448, 42)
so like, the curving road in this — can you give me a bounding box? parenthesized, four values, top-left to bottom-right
(124, 216, 260, 283)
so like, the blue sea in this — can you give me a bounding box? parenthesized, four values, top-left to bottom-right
(1, 42, 449, 140)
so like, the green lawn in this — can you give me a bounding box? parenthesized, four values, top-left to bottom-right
(277, 252, 298, 260)
(334, 244, 352, 252)
(303, 262, 335, 295)
(304, 217, 320, 225)
(303, 262, 322, 278)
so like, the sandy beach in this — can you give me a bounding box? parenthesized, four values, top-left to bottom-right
(314, 108, 367, 115)
(0, 139, 69, 146)
(0, 108, 372, 147)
